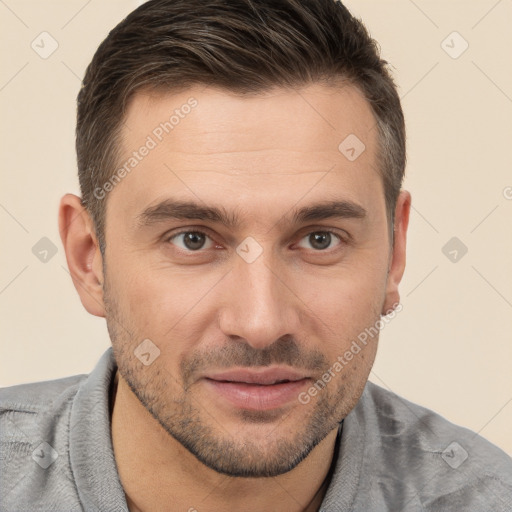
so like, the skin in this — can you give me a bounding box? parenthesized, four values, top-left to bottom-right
(59, 82, 411, 512)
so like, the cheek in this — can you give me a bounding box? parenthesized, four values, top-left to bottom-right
(292, 263, 386, 366)
(116, 264, 218, 352)
(106, 260, 176, 340)
(297, 264, 385, 326)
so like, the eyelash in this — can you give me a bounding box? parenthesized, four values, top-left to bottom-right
(165, 228, 348, 253)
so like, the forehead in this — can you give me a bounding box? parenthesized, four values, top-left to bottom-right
(107, 83, 382, 229)
(121, 82, 376, 156)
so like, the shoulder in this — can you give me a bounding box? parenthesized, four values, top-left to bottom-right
(359, 381, 512, 509)
(0, 372, 86, 457)
(0, 373, 86, 431)
(0, 372, 86, 421)
(0, 373, 85, 410)
(0, 374, 87, 511)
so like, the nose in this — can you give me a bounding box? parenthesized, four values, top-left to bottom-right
(217, 250, 301, 350)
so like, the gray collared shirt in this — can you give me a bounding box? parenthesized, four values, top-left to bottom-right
(1, 347, 511, 511)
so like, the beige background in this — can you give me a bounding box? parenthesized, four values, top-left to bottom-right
(1, 0, 511, 458)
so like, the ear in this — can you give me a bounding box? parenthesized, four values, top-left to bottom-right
(382, 190, 411, 315)
(58, 193, 106, 317)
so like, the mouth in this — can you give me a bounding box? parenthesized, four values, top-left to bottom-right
(202, 368, 311, 411)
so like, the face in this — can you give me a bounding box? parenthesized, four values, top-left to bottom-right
(100, 83, 397, 477)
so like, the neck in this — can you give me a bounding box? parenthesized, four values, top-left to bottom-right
(111, 370, 339, 512)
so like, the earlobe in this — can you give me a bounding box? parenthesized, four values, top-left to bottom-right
(58, 193, 106, 317)
(381, 190, 411, 315)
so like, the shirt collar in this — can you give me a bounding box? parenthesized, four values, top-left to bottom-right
(69, 347, 128, 511)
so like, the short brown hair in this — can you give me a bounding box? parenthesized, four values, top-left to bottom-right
(76, 0, 406, 254)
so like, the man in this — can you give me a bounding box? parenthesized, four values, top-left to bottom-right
(1, 0, 511, 510)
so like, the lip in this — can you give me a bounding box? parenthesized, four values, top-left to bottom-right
(205, 367, 309, 385)
(202, 367, 311, 411)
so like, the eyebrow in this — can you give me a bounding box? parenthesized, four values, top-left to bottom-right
(135, 198, 367, 230)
